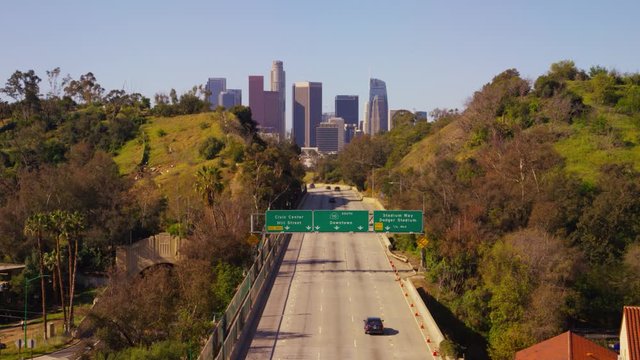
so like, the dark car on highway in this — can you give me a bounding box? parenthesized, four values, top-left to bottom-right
(364, 317, 384, 335)
(334, 186, 341, 191)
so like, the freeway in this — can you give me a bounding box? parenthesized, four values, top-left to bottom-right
(243, 187, 433, 359)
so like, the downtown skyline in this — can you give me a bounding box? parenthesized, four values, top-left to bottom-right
(2, 1, 639, 133)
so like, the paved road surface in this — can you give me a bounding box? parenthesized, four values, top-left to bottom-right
(33, 341, 84, 359)
(244, 187, 433, 360)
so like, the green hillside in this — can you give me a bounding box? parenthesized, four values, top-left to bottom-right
(113, 112, 242, 207)
(318, 62, 640, 360)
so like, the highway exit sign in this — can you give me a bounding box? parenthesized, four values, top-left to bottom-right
(373, 210, 423, 233)
(265, 210, 313, 233)
(313, 210, 369, 232)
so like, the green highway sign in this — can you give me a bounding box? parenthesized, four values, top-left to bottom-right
(265, 210, 313, 233)
(373, 210, 423, 233)
(313, 210, 369, 232)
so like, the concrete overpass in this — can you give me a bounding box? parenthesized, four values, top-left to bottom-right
(115, 233, 181, 277)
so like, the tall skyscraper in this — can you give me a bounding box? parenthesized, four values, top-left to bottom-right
(363, 101, 370, 134)
(367, 78, 389, 135)
(335, 95, 359, 126)
(292, 82, 322, 148)
(270, 61, 286, 139)
(205, 78, 226, 109)
(249, 76, 265, 126)
(316, 117, 345, 153)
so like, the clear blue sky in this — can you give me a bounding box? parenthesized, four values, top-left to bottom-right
(2, 0, 639, 131)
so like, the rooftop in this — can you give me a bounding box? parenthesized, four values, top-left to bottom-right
(515, 331, 617, 360)
(623, 306, 640, 360)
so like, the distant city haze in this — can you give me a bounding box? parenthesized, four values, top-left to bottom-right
(1, 1, 639, 134)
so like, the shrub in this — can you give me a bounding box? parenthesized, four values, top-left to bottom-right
(198, 136, 225, 160)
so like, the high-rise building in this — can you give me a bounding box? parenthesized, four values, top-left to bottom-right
(228, 89, 242, 106)
(270, 61, 286, 140)
(316, 117, 345, 153)
(249, 75, 265, 126)
(205, 78, 226, 109)
(218, 89, 242, 109)
(345, 123, 358, 144)
(335, 95, 359, 126)
(263, 91, 281, 137)
(363, 101, 370, 134)
(219, 91, 235, 109)
(292, 82, 322, 148)
(367, 78, 389, 135)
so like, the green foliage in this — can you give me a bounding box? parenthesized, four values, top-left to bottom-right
(212, 262, 244, 312)
(591, 72, 620, 105)
(385, 63, 640, 359)
(391, 234, 417, 252)
(315, 154, 341, 183)
(156, 129, 167, 137)
(96, 340, 187, 360)
(549, 60, 579, 81)
(570, 164, 640, 264)
(337, 135, 392, 190)
(616, 85, 640, 114)
(439, 339, 463, 358)
(198, 136, 225, 160)
(534, 75, 563, 97)
(151, 86, 208, 117)
(166, 222, 187, 237)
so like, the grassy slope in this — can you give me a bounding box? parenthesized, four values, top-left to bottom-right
(113, 112, 226, 202)
(399, 120, 468, 171)
(400, 84, 640, 183)
(554, 82, 640, 183)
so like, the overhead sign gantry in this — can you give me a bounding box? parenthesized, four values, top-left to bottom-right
(264, 210, 422, 234)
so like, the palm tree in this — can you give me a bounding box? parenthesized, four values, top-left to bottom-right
(49, 210, 68, 334)
(24, 213, 50, 340)
(64, 211, 84, 331)
(195, 165, 226, 227)
(194, 165, 224, 207)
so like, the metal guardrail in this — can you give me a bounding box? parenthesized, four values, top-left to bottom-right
(197, 233, 286, 360)
(199, 188, 306, 360)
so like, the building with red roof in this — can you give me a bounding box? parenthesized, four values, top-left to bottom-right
(620, 306, 640, 360)
(515, 331, 617, 360)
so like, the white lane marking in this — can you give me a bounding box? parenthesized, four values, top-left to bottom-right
(349, 297, 352, 303)
(354, 339, 357, 348)
(319, 326, 322, 334)
(317, 352, 320, 360)
(321, 288, 324, 294)
(351, 315, 354, 322)
(320, 304, 323, 312)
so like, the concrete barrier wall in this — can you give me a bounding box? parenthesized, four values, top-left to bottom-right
(403, 278, 445, 346)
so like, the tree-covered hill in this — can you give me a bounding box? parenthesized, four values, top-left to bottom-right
(317, 61, 640, 359)
(0, 68, 305, 358)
